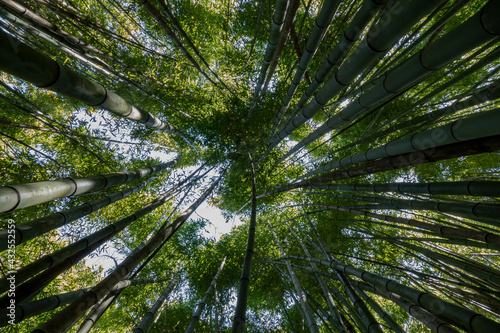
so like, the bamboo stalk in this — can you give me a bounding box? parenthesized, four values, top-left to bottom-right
(33, 175, 221, 333)
(0, 158, 176, 212)
(0, 30, 189, 140)
(133, 277, 177, 333)
(0, 178, 152, 251)
(184, 257, 226, 333)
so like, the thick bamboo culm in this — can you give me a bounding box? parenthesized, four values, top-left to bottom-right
(0, 178, 152, 250)
(0, 30, 185, 135)
(0, 160, 175, 212)
(266, 0, 446, 154)
(285, 255, 500, 333)
(275, 0, 500, 164)
(32, 177, 221, 333)
(300, 108, 500, 178)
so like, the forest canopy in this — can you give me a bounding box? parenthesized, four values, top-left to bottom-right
(0, 0, 500, 332)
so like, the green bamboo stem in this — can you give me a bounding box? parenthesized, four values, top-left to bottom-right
(137, 0, 224, 94)
(247, 0, 289, 116)
(269, 262, 303, 330)
(353, 225, 500, 285)
(33, 175, 221, 333)
(304, 217, 385, 333)
(320, 77, 500, 164)
(259, 134, 500, 199)
(302, 201, 500, 248)
(231, 152, 257, 333)
(260, 0, 301, 99)
(0, 158, 175, 212)
(76, 293, 116, 333)
(300, 108, 500, 179)
(7, 4, 191, 118)
(362, 50, 500, 143)
(265, 0, 444, 158)
(0, 232, 108, 308)
(306, 180, 500, 197)
(261, 0, 388, 162)
(0, 188, 177, 294)
(0, 178, 152, 251)
(287, 223, 347, 332)
(265, 0, 340, 119)
(427, 280, 500, 316)
(271, 262, 320, 332)
(351, 283, 406, 333)
(371, 0, 473, 78)
(307, 190, 500, 226)
(304, 292, 342, 332)
(268, 221, 320, 333)
(184, 257, 226, 333)
(0, 278, 165, 326)
(391, 239, 500, 287)
(281, 1, 500, 162)
(0, 30, 188, 139)
(323, 278, 367, 332)
(306, 295, 336, 333)
(287, 255, 500, 332)
(355, 281, 460, 333)
(292, 220, 462, 332)
(0, 1, 191, 112)
(276, 259, 460, 332)
(0, 183, 183, 307)
(336, 269, 384, 333)
(93, 165, 208, 322)
(133, 277, 178, 333)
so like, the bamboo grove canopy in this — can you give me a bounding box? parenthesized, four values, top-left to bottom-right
(1, 0, 500, 332)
